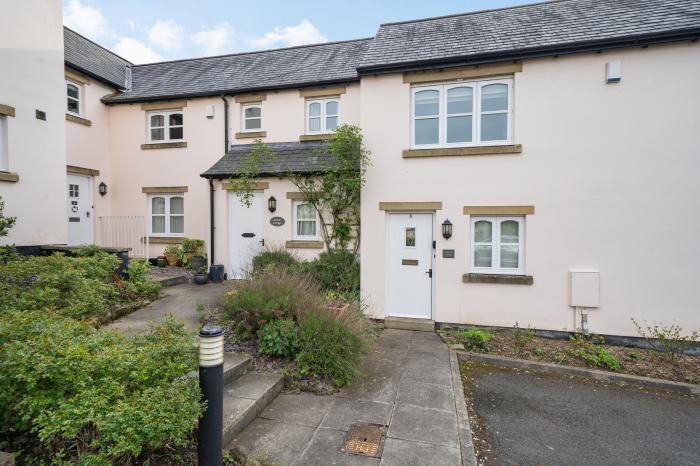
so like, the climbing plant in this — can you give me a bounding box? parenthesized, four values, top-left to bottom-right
(226, 139, 276, 207)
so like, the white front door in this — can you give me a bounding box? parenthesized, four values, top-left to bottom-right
(67, 174, 92, 245)
(228, 191, 264, 279)
(386, 212, 434, 319)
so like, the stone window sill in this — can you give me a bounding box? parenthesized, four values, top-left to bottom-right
(403, 144, 522, 158)
(141, 142, 188, 150)
(0, 172, 19, 183)
(148, 236, 185, 244)
(66, 113, 92, 126)
(286, 240, 324, 249)
(463, 273, 533, 285)
(299, 134, 331, 142)
(235, 131, 267, 139)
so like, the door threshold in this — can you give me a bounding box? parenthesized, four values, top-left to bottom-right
(384, 316, 435, 332)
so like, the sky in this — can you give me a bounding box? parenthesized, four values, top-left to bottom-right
(62, 0, 541, 65)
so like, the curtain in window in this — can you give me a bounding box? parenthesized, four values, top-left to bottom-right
(151, 197, 165, 233)
(296, 203, 316, 236)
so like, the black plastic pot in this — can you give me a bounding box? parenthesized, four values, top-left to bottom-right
(209, 264, 225, 283)
(157, 256, 167, 267)
(194, 273, 209, 285)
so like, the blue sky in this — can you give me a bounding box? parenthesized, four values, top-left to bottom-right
(63, 0, 539, 64)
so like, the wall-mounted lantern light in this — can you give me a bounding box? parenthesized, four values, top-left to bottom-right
(442, 219, 452, 239)
(98, 182, 107, 196)
(268, 196, 276, 213)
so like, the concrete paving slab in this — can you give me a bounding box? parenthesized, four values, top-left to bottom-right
(380, 438, 461, 466)
(259, 393, 333, 427)
(229, 418, 315, 465)
(388, 403, 459, 448)
(297, 428, 381, 466)
(402, 358, 453, 387)
(374, 329, 411, 349)
(338, 358, 403, 403)
(396, 379, 455, 413)
(321, 398, 393, 431)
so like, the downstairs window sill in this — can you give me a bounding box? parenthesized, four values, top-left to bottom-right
(403, 144, 522, 158)
(463, 273, 533, 285)
(147, 236, 185, 244)
(0, 172, 19, 183)
(285, 240, 324, 249)
(141, 142, 188, 150)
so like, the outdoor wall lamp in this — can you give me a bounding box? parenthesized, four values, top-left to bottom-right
(268, 196, 276, 213)
(442, 219, 452, 239)
(98, 182, 107, 196)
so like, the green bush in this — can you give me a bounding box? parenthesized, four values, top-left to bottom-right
(252, 248, 299, 274)
(222, 270, 325, 339)
(300, 248, 360, 294)
(568, 335, 621, 370)
(181, 237, 205, 255)
(0, 251, 160, 319)
(512, 321, 535, 350)
(295, 308, 367, 387)
(257, 319, 299, 358)
(462, 328, 493, 352)
(0, 311, 202, 464)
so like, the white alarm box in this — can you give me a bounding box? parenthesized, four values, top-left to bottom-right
(570, 270, 599, 308)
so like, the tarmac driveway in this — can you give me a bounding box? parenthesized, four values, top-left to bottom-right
(466, 364, 700, 466)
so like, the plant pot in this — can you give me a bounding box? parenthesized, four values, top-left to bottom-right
(165, 255, 178, 266)
(194, 273, 209, 285)
(209, 264, 225, 283)
(157, 257, 167, 267)
(190, 255, 207, 271)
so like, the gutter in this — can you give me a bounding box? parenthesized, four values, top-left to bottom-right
(357, 28, 700, 75)
(65, 62, 125, 90)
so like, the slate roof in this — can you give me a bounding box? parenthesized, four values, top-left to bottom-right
(104, 38, 372, 103)
(64, 27, 131, 89)
(358, 0, 700, 72)
(201, 141, 333, 178)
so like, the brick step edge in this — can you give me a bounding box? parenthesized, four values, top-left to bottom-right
(455, 350, 699, 396)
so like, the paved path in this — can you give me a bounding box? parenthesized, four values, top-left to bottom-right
(469, 366, 700, 466)
(109, 281, 234, 333)
(231, 328, 472, 465)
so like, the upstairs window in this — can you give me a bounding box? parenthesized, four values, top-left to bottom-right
(66, 80, 81, 116)
(149, 194, 184, 236)
(471, 216, 524, 275)
(0, 116, 7, 172)
(293, 201, 318, 239)
(306, 98, 339, 134)
(411, 78, 512, 148)
(242, 103, 262, 131)
(148, 111, 183, 142)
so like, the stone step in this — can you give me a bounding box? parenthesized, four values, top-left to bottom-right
(188, 352, 251, 384)
(154, 275, 188, 287)
(384, 316, 435, 332)
(222, 373, 284, 447)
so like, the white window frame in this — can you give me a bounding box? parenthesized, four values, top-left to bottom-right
(147, 110, 184, 143)
(305, 97, 340, 135)
(470, 216, 524, 275)
(0, 116, 8, 172)
(66, 79, 82, 116)
(292, 200, 319, 240)
(148, 194, 185, 237)
(411, 77, 513, 149)
(241, 103, 262, 132)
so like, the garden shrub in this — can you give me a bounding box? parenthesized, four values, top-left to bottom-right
(252, 248, 299, 274)
(0, 311, 202, 464)
(512, 321, 535, 351)
(300, 248, 360, 294)
(568, 335, 621, 370)
(257, 319, 299, 358)
(631, 317, 699, 365)
(0, 251, 160, 319)
(295, 307, 367, 387)
(462, 328, 493, 352)
(222, 270, 325, 339)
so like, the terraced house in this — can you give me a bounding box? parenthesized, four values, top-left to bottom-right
(1, 0, 699, 338)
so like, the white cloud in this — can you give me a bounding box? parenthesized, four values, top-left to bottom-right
(148, 20, 184, 52)
(248, 19, 327, 49)
(192, 22, 235, 56)
(63, 0, 111, 40)
(113, 37, 163, 64)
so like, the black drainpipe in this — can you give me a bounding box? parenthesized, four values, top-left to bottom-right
(221, 94, 229, 153)
(209, 95, 229, 265)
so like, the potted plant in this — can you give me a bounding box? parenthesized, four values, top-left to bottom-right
(156, 256, 167, 267)
(182, 238, 205, 264)
(163, 244, 181, 267)
(194, 266, 209, 285)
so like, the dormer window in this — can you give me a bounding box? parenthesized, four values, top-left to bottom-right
(148, 111, 183, 142)
(66, 80, 81, 116)
(306, 97, 339, 134)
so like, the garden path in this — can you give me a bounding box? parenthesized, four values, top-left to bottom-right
(229, 328, 476, 465)
(109, 281, 235, 333)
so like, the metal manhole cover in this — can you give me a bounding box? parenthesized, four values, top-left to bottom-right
(343, 423, 386, 458)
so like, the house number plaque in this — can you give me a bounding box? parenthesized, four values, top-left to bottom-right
(270, 216, 285, 227)
(442, 249, 455, 258)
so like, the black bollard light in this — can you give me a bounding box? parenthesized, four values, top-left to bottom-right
(198, 325, 224, 466)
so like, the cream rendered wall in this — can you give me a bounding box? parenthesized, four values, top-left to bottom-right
(107, 97, 224, 258)
(0, 0, 66, 246)
(65, 75, 115, 242)
(360, 42, 700, 337)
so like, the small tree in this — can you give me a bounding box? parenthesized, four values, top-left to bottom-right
(0, 196, 16, 237)
(288, 125, 370, 252)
